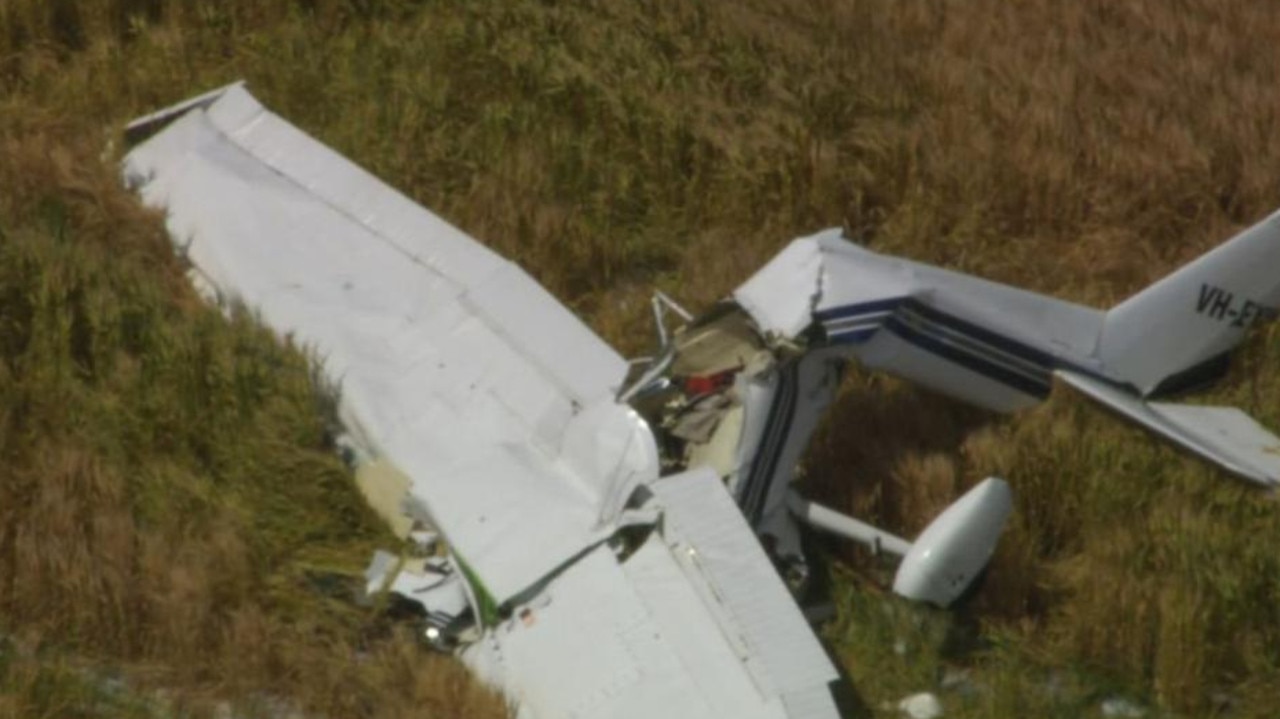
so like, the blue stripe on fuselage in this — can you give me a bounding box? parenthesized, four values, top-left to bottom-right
(827, 326, 881, 344)
(815, 297, 907, 323)
(818, 297, 906, 345)
(894, 305, 1050, 383)
(883, 315, 1052, 398)
(906, 301, 1056, 370)
(817, 297, 1054, 398)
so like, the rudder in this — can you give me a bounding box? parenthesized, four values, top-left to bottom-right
(1099, 209, 1280, 396)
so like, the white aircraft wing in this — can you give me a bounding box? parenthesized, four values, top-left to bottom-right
(124, 85, 845, 719)
(462, 467, 842, 719)
(122, 82, 658, 605)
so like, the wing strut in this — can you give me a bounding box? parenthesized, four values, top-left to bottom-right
(788, 478, 1012, 607)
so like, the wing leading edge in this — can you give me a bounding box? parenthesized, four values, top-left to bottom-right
(123, 83, 657, 604)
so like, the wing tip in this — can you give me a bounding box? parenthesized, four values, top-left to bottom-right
(124, 79, 247, 146)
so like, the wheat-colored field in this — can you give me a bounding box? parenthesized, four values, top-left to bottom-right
(2, 1, 1279, 716)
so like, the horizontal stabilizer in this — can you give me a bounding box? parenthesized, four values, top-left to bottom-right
(1056, 370, 1280, 488)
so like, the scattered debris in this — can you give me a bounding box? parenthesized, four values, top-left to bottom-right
(1210, 690, 1239, 715)
(1100, 696, 1146, 718)
(801, 600, 836, 624)
(898, 691, 943, 719)
(363, 549, 399, 597)
(1041, 670, 1070, 701)
(938, 668, 980, 698)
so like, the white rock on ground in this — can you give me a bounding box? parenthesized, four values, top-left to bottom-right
(1100, 697, 1146, 718)
(898, 691, 943, 719)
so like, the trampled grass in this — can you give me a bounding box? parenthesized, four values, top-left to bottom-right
(3, 0, 1280, 716)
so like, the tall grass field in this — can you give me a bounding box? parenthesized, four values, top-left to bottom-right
(2, 1, 1279, 716)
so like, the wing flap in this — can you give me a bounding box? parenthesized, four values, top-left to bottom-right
(463, 544, 718, 719)
(650, 468, 840, 699)
(1056, 370, 1280, 487)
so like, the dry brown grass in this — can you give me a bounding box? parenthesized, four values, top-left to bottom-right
(0, 92, 506, 716)
(4, 0, 1280, 715)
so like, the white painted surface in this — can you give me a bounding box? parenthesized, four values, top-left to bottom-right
(893, 478, 1012, 607)
(734, 236, 826, 338)
(651, 468, 840, 701)
(123, 85, 656, 604)
(1101, 209, 1280, 394)
(897, 692, 943, 719)
(463, 467, 841, 719)
(126, 86, 843, 719)
(1057, 370, 1280, 487)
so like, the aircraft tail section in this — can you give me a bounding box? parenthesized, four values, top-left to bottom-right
(1099, 209, 1280, 396)
(1057, 370, 1280, 488)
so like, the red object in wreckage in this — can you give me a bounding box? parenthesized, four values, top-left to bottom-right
(682, 370, 735, 396)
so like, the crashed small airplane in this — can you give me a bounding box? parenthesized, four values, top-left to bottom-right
(122, 83, 1280, 718)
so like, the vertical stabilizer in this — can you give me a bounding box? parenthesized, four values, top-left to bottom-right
(1099, 209, 1280, 396)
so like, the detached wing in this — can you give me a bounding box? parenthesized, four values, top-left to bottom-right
(125, 85, 845, 718)
(123, 83, 658, 604)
